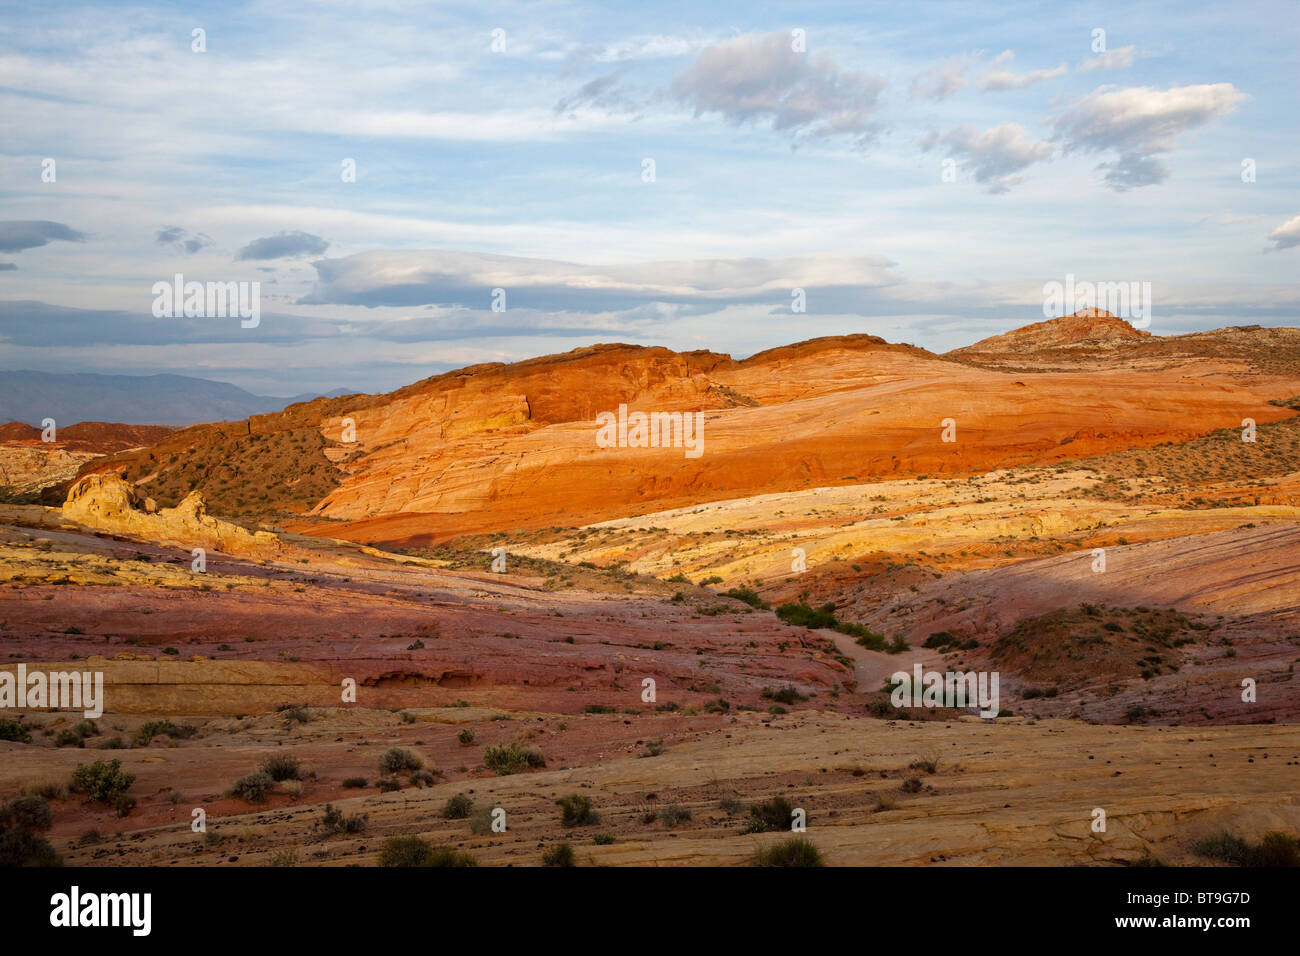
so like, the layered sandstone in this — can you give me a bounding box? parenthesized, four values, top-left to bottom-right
(61, 473, 279, 555)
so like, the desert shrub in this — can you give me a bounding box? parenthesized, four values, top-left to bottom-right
(425, 846, 477, 868)
(1251, 832, 1300, 867)
(378, 748, 422, 774)
(20, 779, 65, 801)
(229, 772, 274, 803)
(113, 793, 136, 817)
(259, 754, 302, 781)
(542, 842, 575, 867)
(557, 794, 598, 827)
(751, 837, 824, 867)
(745, 796, 794, 833)
(724, 587, 765, 608)
(924, 631, 959, 649)
(1193, 830, 1300, 867)
(768, 686, 806, 705)
(379, 835, 433, 867)
(280, 707, 310, 724)
(901, 776, 923, 793)
(593, 834, 615, 845)
(658, 804, 692, 827)
(411, 770, 434, 786)
(0, 796, 51, 832)
(316, 803, 367, 835)
(909, 755, 939, 774)
(442, 794, 474, 819)
(0, 719, 32, 744)
(69, 759, 135, 803)
(483, 741, 544, 775)
(0, 798, 60, 867)
(468, 806, 495, 835)
(583, 704, 615, 714)
(269, 849, 298, 867)
(341, 777, 367, 789)
(775, 602, 837, 629)
(133, 720, 196, 747)
(456, 728, 475, 745)
(376, 778, 401, 793)
(718, 795, 744, 815)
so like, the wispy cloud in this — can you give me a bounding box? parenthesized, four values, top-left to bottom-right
(922, 123, 1054, 193)
(979, 50, 1067, 91)
(1078, 45, 1138, 72)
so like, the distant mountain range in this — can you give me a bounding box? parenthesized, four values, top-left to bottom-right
(0, 370, 353, 426)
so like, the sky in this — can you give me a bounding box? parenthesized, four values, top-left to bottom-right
(1, 0, 1298, 395)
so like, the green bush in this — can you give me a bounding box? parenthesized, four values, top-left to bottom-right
(542, 842, 575, 867)
(341, 777, 367, 789)
(775, 602, 837, 629)
(133, 720, 196, 747)
(751, 837, 824, 867)
(745, 796, 794, 833)
(0, 798, 60, 867)
(425, 846, 477, 867)
(923, 631, 959, 649)
(69, 759, 135, 804)
(483, 741, 545, 775)
(1193, 830, 1300, 867)
(0, 719, 31, 744)
(379, 835, 431, 867)
(317, 803, 367, 835)
(259, 754, 302, 781)
(456, 728, 475, 745)
(442, 794, 474, 819)
(723, 587, 765, 608)
(378, 748, 422, 774)
(557, 795, 598, 827)
(0, 796, 51, 832)
(658, 804, 692, 827)
(230, 771, 274, 803)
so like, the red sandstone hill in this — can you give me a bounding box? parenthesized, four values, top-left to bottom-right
(1, 420, 173, 453)
(948, 309, 1300, 374)
(76, 318, 1300, 543)
(950, 309, 1150, 356)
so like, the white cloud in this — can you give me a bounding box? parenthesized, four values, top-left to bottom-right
(909, 52, 981, 101)
(922, 123, 1054, 193)
(1267, 215, 1300, 250)
(669, 31, 887, 146)
(1053, 83, 1247, 189)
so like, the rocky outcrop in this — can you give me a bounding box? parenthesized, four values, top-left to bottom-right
(62, 473, 279, 555)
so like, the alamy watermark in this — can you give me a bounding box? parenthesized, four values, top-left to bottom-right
(889, 664, 1000, 718)
(152, 273, 260, 328)
(595, 404, 704, 459)
(1042, 273, 1151, 328)
(0, 664, 104, 718)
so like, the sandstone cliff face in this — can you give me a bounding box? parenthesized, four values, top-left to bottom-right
(61, 473, 279, 555)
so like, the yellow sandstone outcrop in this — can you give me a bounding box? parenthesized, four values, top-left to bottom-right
(62, 473, 279, 555)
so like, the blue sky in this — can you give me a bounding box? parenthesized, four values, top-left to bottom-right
(1, 0, 1297, 394)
